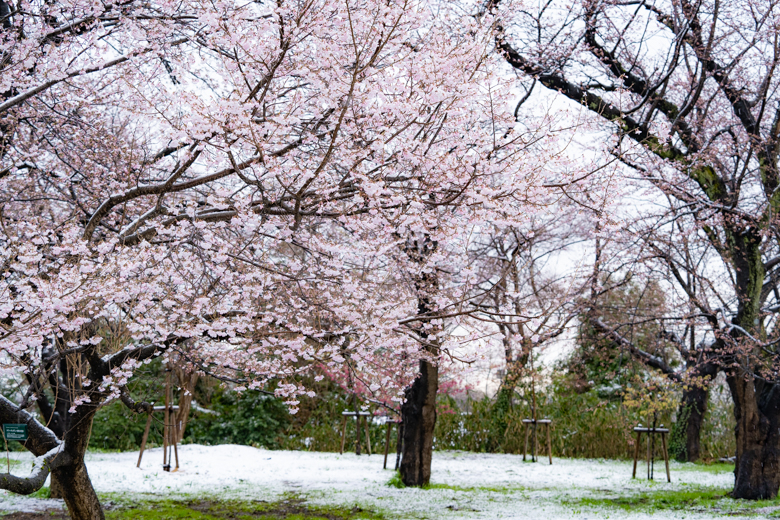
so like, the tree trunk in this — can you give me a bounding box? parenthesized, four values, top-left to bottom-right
(56, 403, 105, 520)
(174, 367, 198, 442)
(671, 359, 719, 462)
(673, 384, 709, 462)
(49, 473, 64, 499)
(51, 461, 104, 520)
(727, 373, 780, 499)
(400, 358, 438, 487)
(724, 227, 780, 499)
(0, 394, 105, 518)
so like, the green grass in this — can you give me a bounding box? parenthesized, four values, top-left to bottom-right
(29, 486, 51, 499)
(685, 462, 735, 474)
(102, 496, 385, 520)
(573, 487, 728, 511)
(566, 487, 780, 516)
(386, 474, 520, 494)
(386, 472, 404, 489)
(422, 483, 475, 492)
(422, 482, 524, 495)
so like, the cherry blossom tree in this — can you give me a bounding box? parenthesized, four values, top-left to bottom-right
(0, 0, 565, 515)
(495, 0, 780, 498)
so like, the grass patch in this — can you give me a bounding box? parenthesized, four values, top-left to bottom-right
(574, 488, 728, 511)
(687, 462, 735, 474)
(28, 486, 51, 499)
(386, 472, 404, 489)
(422, 483, 474, 492)
(567, 487, 780, 516)
(422, 483, 523, 495)
(384, 475, 525, 495)
(102, 496, 385, 520)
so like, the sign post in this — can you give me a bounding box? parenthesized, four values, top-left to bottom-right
(2, 423, 27, 474)
(2, 424, 28, 442)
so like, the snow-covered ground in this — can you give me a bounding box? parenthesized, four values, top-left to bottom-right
(0, 445, 758, 519)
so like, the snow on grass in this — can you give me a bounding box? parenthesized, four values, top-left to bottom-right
(0, 445, 764, 519)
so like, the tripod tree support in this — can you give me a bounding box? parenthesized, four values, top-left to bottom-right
(137, 369, 181, 471)
(339, 411, 373, 455)
(522, 419, 552, 464)
(631, 425, 670, 482)
(382, 417, 402, 469)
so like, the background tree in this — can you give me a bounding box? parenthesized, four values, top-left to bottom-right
(496, 0, 780, 498)
(467, 211, 588, 450)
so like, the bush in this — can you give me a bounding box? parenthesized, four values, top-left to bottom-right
(434, 387, 644, 459)
(87, 368, 394, 454)
(433, 374, 735, 461)
(184, 387, 289, 448)
(89, 358, 167, 451)
(85, 365, 735, 461)
(90, 400, 166, 452)
(275, 377, 395, 454)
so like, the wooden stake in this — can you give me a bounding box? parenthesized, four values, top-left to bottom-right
(339, 415, 348, 455)
(661, 432, 670, 482)
(383, 421, 392, 469)
(172, 417, 180, 471)
(137, 412, 153, 468)
(364, 415, 372, 456)
(533, 423, 538, 463)
(2, 426, 9, 474)
(632, 430, 641, 478)
(546, 422, 552, 465)
(646, 426, 651, 480)
(163, 369, 171, 470)
(523, 422, 529, 461)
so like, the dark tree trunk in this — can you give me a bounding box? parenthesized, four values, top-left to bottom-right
(400, 358, 438, 487)
(49, 473, 64, 499)
(672, 358, 719, 462)
(726, 227, 780, 499)
(0, 396, 102, 518)
(2, 333, 161, 513)
(56, 401, 105, 519)
(674, 383, 709, 462)
(51, 462, 104, 520)
(727, 373, 780, 499)
(399, 234, 440, 487)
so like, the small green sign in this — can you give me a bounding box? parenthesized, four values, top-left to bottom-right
(3, 424, 28, 441)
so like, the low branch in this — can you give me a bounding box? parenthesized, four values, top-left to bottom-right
(0, 396, 60, 456)
(0, 443, 69, 495)
(118, 386, 153, 414)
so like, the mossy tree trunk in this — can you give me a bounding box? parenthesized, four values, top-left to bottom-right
(726, 227, 780, 499)
(671, 355, 719, 462)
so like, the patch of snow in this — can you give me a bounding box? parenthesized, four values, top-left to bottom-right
(0, 446, 737, 519)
